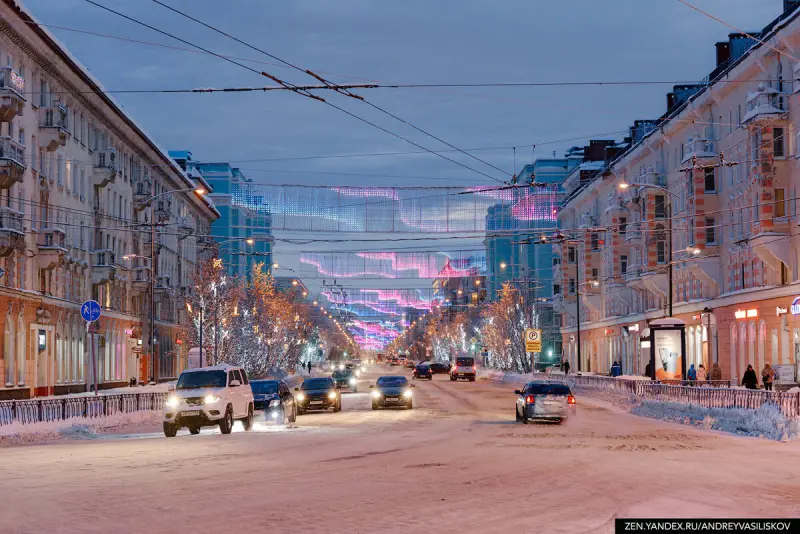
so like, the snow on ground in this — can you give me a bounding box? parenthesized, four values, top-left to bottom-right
(0, 411, 162, 446)
(2, 365, 799, 533)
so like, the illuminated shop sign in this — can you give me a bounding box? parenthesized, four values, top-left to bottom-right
(791, 297, 800, 315)
(735, 309, 758, 320)
(776, 306, 788, 317)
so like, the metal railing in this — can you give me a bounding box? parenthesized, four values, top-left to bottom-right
(0, 392, 167, 426)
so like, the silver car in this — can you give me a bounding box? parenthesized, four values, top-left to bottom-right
(514, 381, 576, 424)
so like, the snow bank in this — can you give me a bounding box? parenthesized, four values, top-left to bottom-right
(36, 382, 174, 401)
(618, 374, 651, 381)
(633, 400, 800, 441)
(788, 386, 800, 393)
(0, 411, 162, 446)
(477, 369, 505, 381)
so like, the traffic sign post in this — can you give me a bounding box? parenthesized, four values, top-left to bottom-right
(524, 328, 542, 353)
(82, 300, 101, 395)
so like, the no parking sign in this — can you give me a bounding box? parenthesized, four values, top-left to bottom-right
(524, 328, 542, 353)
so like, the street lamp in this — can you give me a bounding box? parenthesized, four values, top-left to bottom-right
(618, 181, 680, 316)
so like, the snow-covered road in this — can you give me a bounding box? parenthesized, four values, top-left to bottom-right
(2, 365, 799, 533)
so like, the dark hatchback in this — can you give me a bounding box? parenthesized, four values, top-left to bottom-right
(250, 379, 297, 423)
(412, 363, 432, 380)
(427, 362, 451, 374)
(332, 369, 358, 393)
(295, 377, 341, 415)
(371, 375, 415, 410)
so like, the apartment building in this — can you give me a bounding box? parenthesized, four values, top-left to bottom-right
(556, 0, 800, 382)
(0, 0, 218, 398)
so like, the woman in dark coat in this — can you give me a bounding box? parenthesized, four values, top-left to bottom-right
(741, 364, 758, 389)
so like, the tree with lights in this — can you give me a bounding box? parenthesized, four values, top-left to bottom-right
(481, 283, 532, 372)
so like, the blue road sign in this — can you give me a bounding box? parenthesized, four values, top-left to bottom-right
(81, 300, 101, 322)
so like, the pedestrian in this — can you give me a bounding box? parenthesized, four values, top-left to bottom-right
(308, 360, 312, 374)
(742, 364, 758, 389)
(687, 363, 697, 384)
(645, 360, 653, 380)
(761, 363, 775, 392)
(710, 362, 722, 382)
(610, 361, 621, 377)
(563, 360, 570, 375)
(696, 364, 707, 383)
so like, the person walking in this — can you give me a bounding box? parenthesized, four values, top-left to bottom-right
(710, 362, 722, 382)
(563, 359, 570, 375)
(307, 360, 312, 374)
(761, 363, 775, 391)
(696, 364, 707, 383)
(610, 361, 621, 377)
(645, 360, 653, 380)
(687, 363, 697, 384)
(742, 364, 758, 389)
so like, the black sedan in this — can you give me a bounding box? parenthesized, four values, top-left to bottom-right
(294, 377, 341, 415)
(412, 363, 432, 380)
(427, 362, 451, 375)
(370, 375, 415, 410)
(251, 379, 297, 423)
(332, 368, 359, 393)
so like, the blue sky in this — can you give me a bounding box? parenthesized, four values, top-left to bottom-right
(24, 0, 782, 188)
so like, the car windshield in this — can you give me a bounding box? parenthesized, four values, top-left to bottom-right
(250, 381, 279, 394)
(176, 370, 227, 390)
(332, 370, 352, 378)
(376, 376, 408, 388)
(416, 363, 429, 369)
(457, 357, 475, 366)
(302, 378, 333, 390)
(527, 383, 571, 395)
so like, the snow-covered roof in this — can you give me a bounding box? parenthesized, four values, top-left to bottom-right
(182, 363, 241, 373)
(8, 0, 219, 219)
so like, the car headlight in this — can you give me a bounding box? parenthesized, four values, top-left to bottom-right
(204, 394, 220, 405)
(339, 364, 345, 371)
(371, 390, 381, 399)
(349, 378, 357, 385)
(328, 391, 337, 400)
(296, 393, 305, 401)
(403, 390, 413, 398)
(269, 399, 280, 407)
(166, 395, 180, 408)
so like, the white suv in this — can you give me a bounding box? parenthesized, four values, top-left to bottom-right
(163, 364, 254, 437)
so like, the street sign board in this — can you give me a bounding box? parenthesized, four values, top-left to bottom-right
(81, 300, 101, 322)
(470, 337, 477, 345)
(524, 328, 542, 353)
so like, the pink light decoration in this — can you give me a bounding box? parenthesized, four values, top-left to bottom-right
(331, 187, 400, 200)
(299, 256, 397, 279)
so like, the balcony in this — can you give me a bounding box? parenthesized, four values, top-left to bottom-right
(177, 216, 194, 240)
(751, 231, 791, 278)
(92, 149, 118, 189)
(39, 103, 69, 151)
(155, 199, 172, 223)
(132, 267, 150, 294)
(0, 207, 24, 257)
(36, 227, 68, 270)
(681, 138, 716, 164)
(133, 180, 152, 211)
(196, 235, 216, 250)
(0, 67, 25, 122)
(742, 84, 785, 124)
(641, 268, 669, 300)
(623, 224, 642, 244)
(91, 249, 117, 285)
(154, 275, 171, 300)
(0, 136, 26, 189)
(689, 255, 721, 294)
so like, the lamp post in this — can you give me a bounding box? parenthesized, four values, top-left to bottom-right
(136, 186, 206, 383)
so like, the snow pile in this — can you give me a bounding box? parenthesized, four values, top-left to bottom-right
(0, 411, 162, 446)
(788, 386, 800, 393)
(633, 400, 800, 441)
(571, 384, 639, 408)
(618, 374, 651, 381)
(477, 369, 505, 381)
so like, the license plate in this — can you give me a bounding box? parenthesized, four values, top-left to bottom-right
(310, 400, 323, 405)
(181, 410, 200, 417)
(386, 397, 399, 402)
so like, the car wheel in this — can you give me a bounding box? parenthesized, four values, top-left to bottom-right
(188, 425, 201, 435)
(219, 406, 234, 434)
(163, 421, 177, 438)
(469, 377, 475, 382)
(407, 399, 413, 410)
(334, 400, 342, 413)
(450, 375, 456, 381)
(515, 406, 521, 422)
(289, 404, 297, 423)
(521, 409, 529, 425)
(242, 404, 254, 431)
(372, 402, 379, 410)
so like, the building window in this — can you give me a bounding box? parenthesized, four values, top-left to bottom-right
(567, 247, 576, 263)
(704, 167, 716, 192)
(568, 279, 576, 295)
(591, 233, 599, 251)
(17, 127, 24, 146)
(654, 195, 666, 219)
(619, 217, 627, 235)
(774, 127, 785, 158)
(621, 255, 628, 274)
(591, 268, 598, 280)
(553, 284, 561, 295)
(705, 217, 716, 244)
(775, 188, 786, 218)
(656, 241, 666, 264)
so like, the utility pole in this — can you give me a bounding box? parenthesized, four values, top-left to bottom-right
(150, 178, 157, 384)
(667, 199, 673, 317)
(575, 249, 582, 373)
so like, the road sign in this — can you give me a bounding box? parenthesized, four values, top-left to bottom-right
(470, 337, 477, 345)
(524, 328, 542, 353)
(81, 300, 101, 322)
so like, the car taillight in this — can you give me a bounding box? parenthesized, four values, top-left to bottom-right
(472, 365, 477, 371)
(525, 394, 535, 404)
(568, 395, 576, 405)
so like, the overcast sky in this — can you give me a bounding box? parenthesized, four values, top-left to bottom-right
(24, 0, 783, 188)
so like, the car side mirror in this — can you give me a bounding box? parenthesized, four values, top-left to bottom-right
(294, 387, 300, 392)
(514, 390, 522, 395)
(230, 380, 241, 387)
(168, 385, 175, 393)
(369, 384, 375, 388)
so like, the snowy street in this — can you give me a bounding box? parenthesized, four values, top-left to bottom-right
(2, 366, 800, 533)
